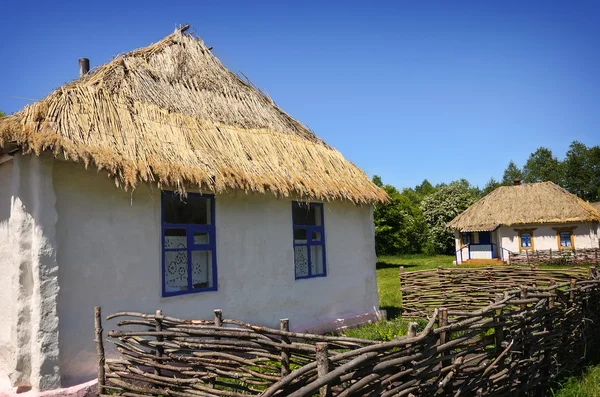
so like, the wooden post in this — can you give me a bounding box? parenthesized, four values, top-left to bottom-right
(595, 249, 598, 266)
(316, 343, 332, 397)
(214, 309, 223, 328)
(399, 266, 405, 307)
(154, 310, 163, 375)
(569, 279, 576, 306)
(438, 308, 451, 368)
(519, 287, 530, 390)
(526, 249, 530, 265)
(438, 267, 447, 305)
(549, 248, 552, 261)
(280, 319, 290, 377)
(520, 286, 528, 311)
(494, 294, 504, 354)
(548, 281, 556, 308)
(94, 307, 105, 395)
(407, 322, 418, 338)
(210, 309, 223, 388)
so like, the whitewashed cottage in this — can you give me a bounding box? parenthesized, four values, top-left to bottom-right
(0, 26, 387, 392)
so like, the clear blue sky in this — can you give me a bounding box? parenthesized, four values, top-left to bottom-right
(1, 1, 598, 189)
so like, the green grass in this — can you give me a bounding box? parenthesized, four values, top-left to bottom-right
(342, 317, 428, 341)
(551, 364, 600, 397)
(376, 254, 455, 318)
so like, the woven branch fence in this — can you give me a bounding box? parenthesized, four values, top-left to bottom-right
(400, 266, 592, 315)
(96, 267, 600, 396)
(509, 247, 600, 266)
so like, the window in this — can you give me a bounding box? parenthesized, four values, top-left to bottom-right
(461, 232, 471, 246)
(559, 232, 572, 248)
(554, 228, 575, 250)
(162, 192, 217, 296)
(292, 202, 326, 279)
(518, 231, 534, 251)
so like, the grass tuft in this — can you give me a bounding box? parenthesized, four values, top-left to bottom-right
(550, 364, 600, 397)
(341, 318, 428, 341)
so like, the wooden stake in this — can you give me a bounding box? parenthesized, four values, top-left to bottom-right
(94, 307, 105, 395)
(494, 294, 504, 354)
(280, 319, 290, 376)
(154, 310, 163, 376)
(210, 309, 223, 388)
(439, 308, 451, 368)
(316, 343, 332, 397)
(214, 309, 223, 328)
(520, 286, 528, 311)
(569, 279, 576, 306)
(407, 322, 418, 338)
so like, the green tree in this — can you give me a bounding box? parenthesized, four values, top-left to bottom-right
(372, 175, 383, 188)
(482, 177, 502, 196)
(373, 177, 427, 255)
(421, 181, 477, 255)
(415, 179, 436, 197)
(523, 147, 563, 184)
(589, 146, 600, 201)
(0, 110, 5, 118)
(563, 142, 600, 201)
(563, 141, 591, 199)
(501, 160, 524, 185)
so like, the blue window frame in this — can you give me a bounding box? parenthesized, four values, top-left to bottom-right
(161, 192, 217, 297)
(292, 202, 326, 279)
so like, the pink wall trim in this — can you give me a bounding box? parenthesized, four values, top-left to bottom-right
(0, 379, 96, 397)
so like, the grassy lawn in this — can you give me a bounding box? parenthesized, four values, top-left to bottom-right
(376, 254, 455, 318)
(551, 364, 600, 397)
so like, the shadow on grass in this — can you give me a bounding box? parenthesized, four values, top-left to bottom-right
(376, 261, 421, 270)
(380, 305, 403, 320)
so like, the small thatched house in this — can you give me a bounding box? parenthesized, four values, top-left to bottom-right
(0, 26, 386, 391)
(448, 179, 600, 264)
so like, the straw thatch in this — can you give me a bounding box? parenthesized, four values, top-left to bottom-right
(0, 26, 387, 204)
(591, 202, 600, 212)
(448, 181, 600, 231)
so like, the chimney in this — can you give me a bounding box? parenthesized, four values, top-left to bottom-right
(79, 58, 90, 77)
(513, 178, 521, 186)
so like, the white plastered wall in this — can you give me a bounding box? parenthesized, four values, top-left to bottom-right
(497, 223, 600, 253)
(53, 160, 379, 386)
(0, 154, 61, 391)
(0, 160, 14, 378)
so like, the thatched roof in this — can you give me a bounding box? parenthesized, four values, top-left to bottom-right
(448, 182, 600, 232)
(591, 202, 600, 212)
(0, 26, 387, 204)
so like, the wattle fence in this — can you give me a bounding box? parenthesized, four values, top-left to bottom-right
(508, 247, 600, 266)
(399, 265, 591, 315)
(96, 266, 600, 396)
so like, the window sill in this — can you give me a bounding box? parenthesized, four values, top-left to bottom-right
(162, 287, 218, 298)
(295, 274, 327, 280)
